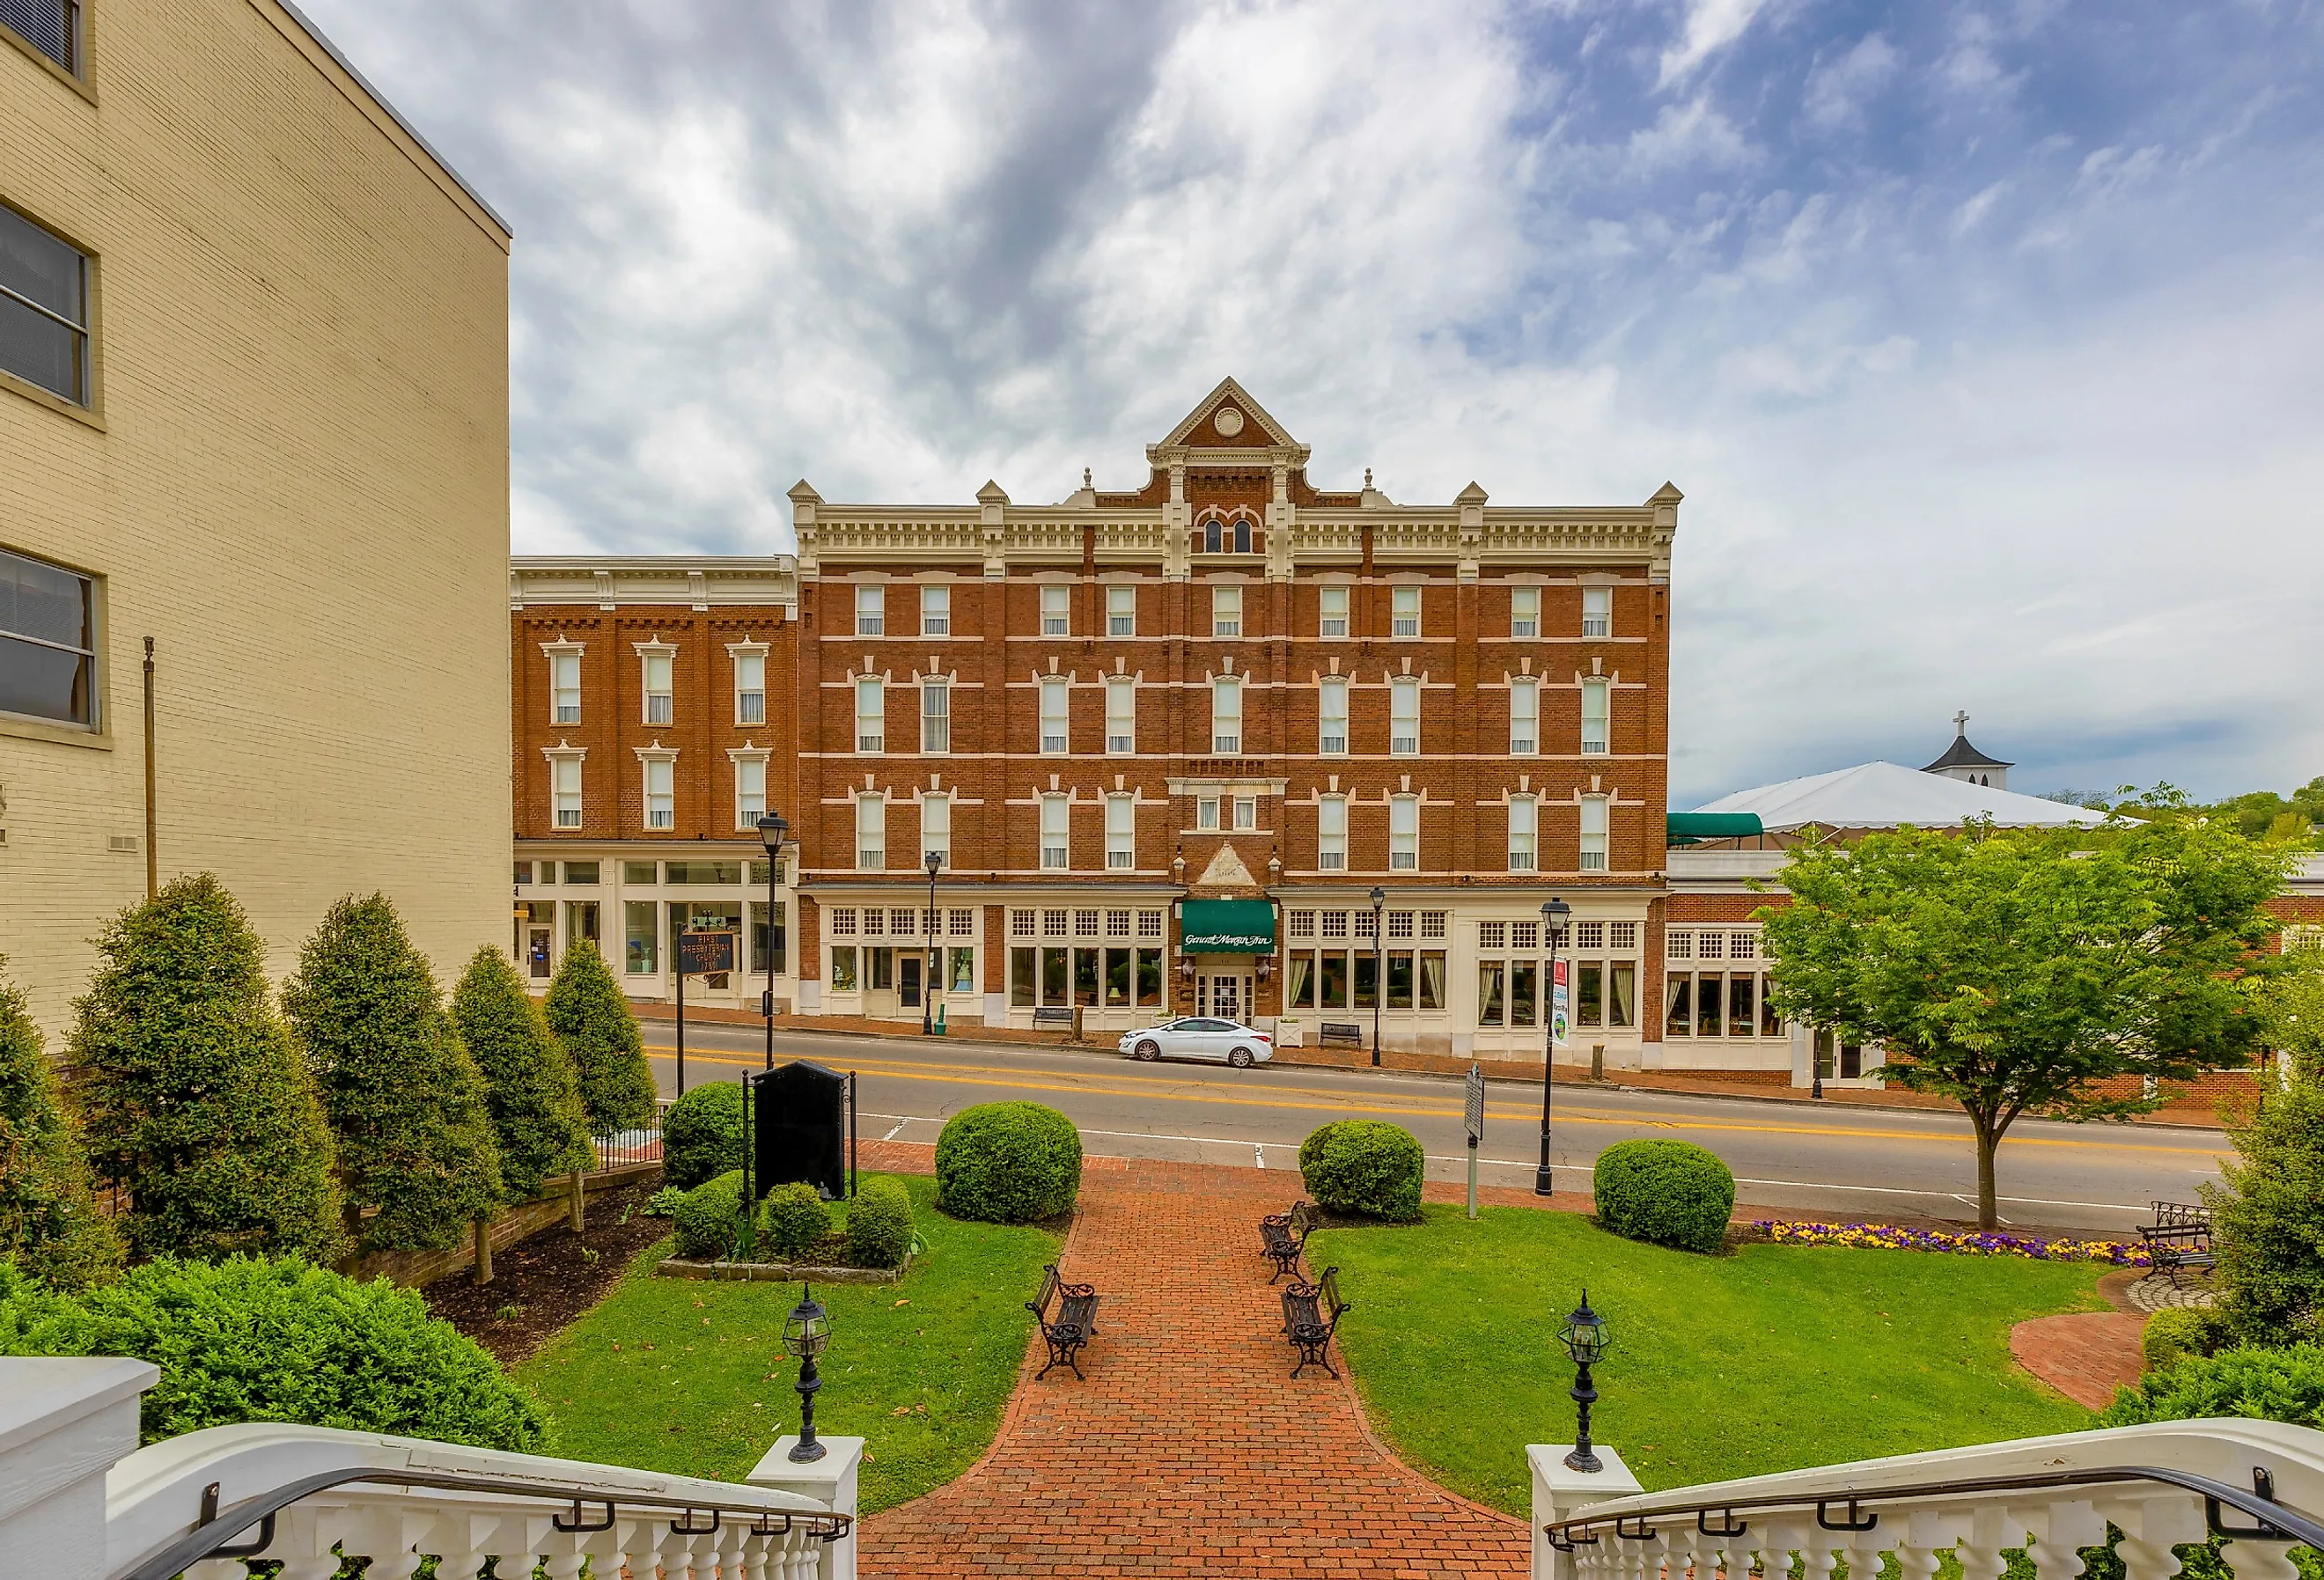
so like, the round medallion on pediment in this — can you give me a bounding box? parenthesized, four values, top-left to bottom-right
(1212, 407, 1245, 437)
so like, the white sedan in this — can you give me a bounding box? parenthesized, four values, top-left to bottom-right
(1119, 1017, 1274, 1068)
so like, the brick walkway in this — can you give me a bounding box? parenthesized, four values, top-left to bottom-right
(858, 1156, 1529, 1577)
(2008, 1312, 2149, 1411)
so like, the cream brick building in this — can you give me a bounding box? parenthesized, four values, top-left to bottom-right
(0, 0, 511, 1041)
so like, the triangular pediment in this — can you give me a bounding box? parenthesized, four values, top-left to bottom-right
(1194, 841, 1258, 890)
(1158, 378, 1298, 451)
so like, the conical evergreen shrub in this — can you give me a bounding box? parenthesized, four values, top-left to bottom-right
(542, 943, 657, 1134)
(284, 894, 503, 1252)
(68, 874, 345, 1263)
(0, 956, 122, 1290)
(452, 945, 594, 1200)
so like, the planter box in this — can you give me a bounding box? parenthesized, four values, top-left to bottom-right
(656, 1250, 911, 1285)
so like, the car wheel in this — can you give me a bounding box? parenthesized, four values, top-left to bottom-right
(1135, 1040, 1161, 1062)
(1228, 1047, 1254, 1069)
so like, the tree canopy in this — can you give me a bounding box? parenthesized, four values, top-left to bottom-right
(452, 944, 595, 1200)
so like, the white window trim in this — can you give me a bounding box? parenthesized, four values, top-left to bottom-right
(920, 678, 951, 755)
(1318, 584, 1350, 640)
(1582, 583, 1613, 638)
(1040, 675, 1070, 755)
(634, 743, 678, 832)
(1389, 794, 1419, 871)
(1511, 586, 1541, 640)
(920, 583, 952, 636)
(920, 792, 952, 868)
(855, 793, 887, 870)
(1041, 583, 1072, 636)
(633, 638, 677, 728)
(1040, 794, 1071, 871)
(1317, 795, 1348, 871)
(854, 584, 886, 636)
(1390, 676, 1420, 755)
(1212, 584, 1243, 638)
(1211, 674, 1243, 753)
(1507, 796, 1537, 872)
(1319, 677, 1349, 755)
(727, 745, 770, 831)
(725, 638, 769, 727)
(1579, 793, 1610, 872)
(1581, 676, 1611, 756)
(1106, 583, 1136, 637)
(1392, 584, 1421, 639)
(1105, 794, 1136, 870)
(856, 675, 886, 754)
(543, 743, 586, 830)
(541, 638, 585, 726)
(1509, 677, 1539, 756)
(1106, 675, 1136, 755)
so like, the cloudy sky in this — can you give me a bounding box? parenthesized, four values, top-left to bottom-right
(305, 0, 2324, 805)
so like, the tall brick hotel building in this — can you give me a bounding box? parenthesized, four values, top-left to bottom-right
(510, 379, 1811, 1074)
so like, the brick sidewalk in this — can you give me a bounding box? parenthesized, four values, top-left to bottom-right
(2008, 1312, 2148, 1411)
(858, 1156, 1528, 1577)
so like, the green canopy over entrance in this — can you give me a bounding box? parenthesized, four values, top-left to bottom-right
(1180, 899, 1276, 953)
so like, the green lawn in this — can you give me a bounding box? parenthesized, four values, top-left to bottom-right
(1309, 1206, 2109, 1515)
(518, 1175, 1058, 1514)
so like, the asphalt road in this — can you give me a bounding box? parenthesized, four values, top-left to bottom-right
(639, 1019, 2229, 1234)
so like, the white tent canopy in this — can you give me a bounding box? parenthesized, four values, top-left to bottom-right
(1692, 761, 2107, 834)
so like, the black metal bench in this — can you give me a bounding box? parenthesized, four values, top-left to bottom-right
(2139, 1201, 2215, 1285)
(1259, 1200, 1318, 1284)
(1026, 1261, 1101, 1379)
(1280, 1265, 1349, 1379)
(1031, 1005, 1076, 1035)
(1319, 1022, 1364, 1047)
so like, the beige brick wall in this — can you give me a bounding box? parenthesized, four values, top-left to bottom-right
(0, 0, 511, 1043)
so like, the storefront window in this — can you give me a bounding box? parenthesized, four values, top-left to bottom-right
(1420, 952, 1446, 1010)
(1104, 947, 1132, 1007)
(1041, 946, 1069, 1004)
(1610, 963, 1637, 1027)
(565, 861, 601, 885)
(1011, 947, 1035, 1007)
(666, 861, 743, 885)
(1353, 952, 1377, 1010)
(1728, 975, 1755, 1038)
(1511, 961, 1538, 1028)
(1577, 961, 1602, 1026)
(1387, 951, 1413, 1009)
(1665, 975, 1691, 1037)
(951, 947, 975, 992)
(565, 900, 599, 952)
(1286, 953, 1313, 1009)
(624, 901, 657, 974)
(1135, 948, 1163, 1007)
(867, 947, 894, 991)
(1074, 949, 1100, 1007)
(830, 946, 857, 992)
(624, 861, 657, 886)
(1477, 961, 1505, 1026)
(1696, 973, 1724, 1036)
(1321, 952, 1349, 1010)
(1760, 985, 1782, 1038)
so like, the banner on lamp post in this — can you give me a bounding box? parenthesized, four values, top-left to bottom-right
(1550, 958, 1570, 1049)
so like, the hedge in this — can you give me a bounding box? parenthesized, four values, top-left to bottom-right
(542, 944, 658, 1134)
(284, 894, 503, 1251)
(2208, 1077, 2324, 1347)
(1298, 1121, 1424, 1222)
(759, 1180, 831, 1259)
(1592, 1139, 1734, 1254)
(935, 1103, 1082, 1224)
(663, 1081, 746, 1190)
(846, 1178, 915, 1270)
(2142, 1306, 2232, 1372)
(673, 1170, 746, 1261)
(66, 875, 346, 1264)
(2098, 1343, 2324, 1430)
(0, 1256, 546, 1450)
(452, 945, 594, 1201)
(0, 958, 121, 1290)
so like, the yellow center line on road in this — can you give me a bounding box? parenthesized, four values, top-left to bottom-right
(639, 1042, 2226, 1155)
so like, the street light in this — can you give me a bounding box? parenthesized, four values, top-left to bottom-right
(781, 1283, 832, 1463)
(1368, 885, 1386, 1068)
(1557, 1289, 1609, 1473)
(1534, 896, 1571, 1196)
(923, 850, 943, 1035)
(755, 810, 789, 1074)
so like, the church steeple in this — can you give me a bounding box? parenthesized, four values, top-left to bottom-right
(1922, 712, 2012, 790)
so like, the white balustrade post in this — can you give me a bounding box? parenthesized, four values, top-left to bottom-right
(750, 1436, 866, 1580)
(0, 1356, 158, 1580)
(1528, 1444, 1645, 1580)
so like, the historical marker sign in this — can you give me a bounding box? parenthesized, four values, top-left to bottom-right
(1464, 1063, 1485, 1144)
(677, 930, 735, 977)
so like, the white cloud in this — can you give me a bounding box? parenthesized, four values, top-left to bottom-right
(1658, 0, 1771, 89)
(1802, 33, 1899, 129)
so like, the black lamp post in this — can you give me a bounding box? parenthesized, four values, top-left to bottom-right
(781, 1282, 832, 1463)
(1533, 896, 1571, 1196)
(1369, 885, 1386, 1068)
(755, 810, 789, 1073)
(923, 850, 942, 1035)
(1558, 1289, 1609, 1472)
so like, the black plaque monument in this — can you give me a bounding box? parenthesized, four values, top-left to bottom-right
(749, 1060, 853, 1201)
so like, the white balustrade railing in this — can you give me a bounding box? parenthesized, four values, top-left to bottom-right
(1, 1358, 864, 1580)
(1529, 1422, 2324, 1580)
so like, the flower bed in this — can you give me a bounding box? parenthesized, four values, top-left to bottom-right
(1758, 1219, 2150, 1266)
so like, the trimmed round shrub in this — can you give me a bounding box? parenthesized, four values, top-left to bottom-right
(846, 1178, 915, 1270)
(2098, 1343, 2324, 1429)
(662, 1082, 746, 1190)
(673, 1170, 746, 1261)
(758, 1180, 831, 1259)
(1298, 1121, 1424, 1222)
(935, 1103, 1082, 1224)
(0, 957, 122, 1291)
(1592, 1139, 1735, 1254)
(2142, 1306, 2232, 1372)
(0, 1254, 545, 1450)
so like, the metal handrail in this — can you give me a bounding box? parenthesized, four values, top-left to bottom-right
(1546, 1464, 2324, 1552)
(119, 1463, 851, 1580)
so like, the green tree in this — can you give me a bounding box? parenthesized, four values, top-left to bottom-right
(68, 875, 346, 1263)
(283, 894, 503, 1251)
(452, 945, 594, 1200)
(2259, 944, 2324, 1085)
(2204, 1066, 2324, 1346)
(1761, 815, 2287, 1228)
(0, 956, 122, 1290)
(541, 942, 656, 1133)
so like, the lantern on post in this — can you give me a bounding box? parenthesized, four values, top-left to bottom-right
(1557, 1289, 1609, 1472)
(781, 1283, 832, 1462)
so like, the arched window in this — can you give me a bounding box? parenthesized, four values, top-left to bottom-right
(1204, 519, 1222, 555)
(1233, 519, 1252, 555)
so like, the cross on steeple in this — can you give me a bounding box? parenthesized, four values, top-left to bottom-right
(1953, 709, 1969, 737)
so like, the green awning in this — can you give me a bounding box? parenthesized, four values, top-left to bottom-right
(1666, 812, 1764, 846)
(1180, 899, 1276, 953)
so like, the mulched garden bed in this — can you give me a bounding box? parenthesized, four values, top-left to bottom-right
(422, 1181, 672, 1365)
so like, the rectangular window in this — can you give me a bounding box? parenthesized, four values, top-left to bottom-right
(1318, 796, 1347, 871)
(623, 860, 657, 886)
(1578, 962, 1602, 1027)
(1511, 586, 1540, 639)
(565, 861, 600, 885)
(1612, 962, 1638, 1028)
(2, 0, 80, 74)
(0, 547, 96, 727)
(1287, 953, 1315, 1010)
(921, 794, 950, 868)
(550, 651, 582, 724)
(624, 901, 658, 974)
(1106, 676, 1135, 753)
(1422, 910, 1446, 939)
(1323, 911, 1350, 939)
(1761, 976, 1783, 1038)
(1040, 676, 1069, 753)
(643, 758, 673, 829)
(1511, 921, 1538, 952)
(1321, 951, 1350, 1009)
(1387, 910, 1414, 940)
(0, 204, 91, 404)
(856, 794, 885, 870)
(734, 756, 766, 828)
(1509, 678, 1537, 755)
(1107, 584, 1135, 636)
(949, 946, 974, 992)
(1392, 585, 1420, 639)
(1041, 584, 1070, 636)
(1420, 951, 1446, 1010)
(1318, 678, 1348, 755)
(1511, 961, 1539, 1028)
(1582, 678, 1610, 755)
(1041, 795, 1070, 870)
(1212, 584, 1242, 638)
(733, 650, 765, 725)
(1136, 948, 1162, 1006)
(1507, 797, 1536, 871)
(1697, 973, 1725, 1036)
(1232, 796, 1257, 831)
(551, 757, 582, 827)
(856, 676, 884, 753)
(921, 584, 950, 636)
(921, 681, 949, 753)
(1667, 930, 1694, 960)
(855, 584, 885, 636)
(1729, 974, 1756, 1038)
(1477, 961, 1505, 1026)
(1106, 795, 1135, 870)
(1319, 584, 1349, 638)
(1698, 931, 1724, 960)
(1389, 796, 1418, 871)
(1665, 974, 1691, 1037)
(1353, 952, 1377, 1011)
(1211, 675, 1242, 753)
(1580, 796, 1609, 871)
(1390, 678, 1419, 754)
(951, 908, 976, 937)
(1011, 947, 1036, 1006)
(1583, 584, 1612, 638)
(642, 650, 673, 726)
(829, 946, 857, 992)
(1575, 921, 1605, 951)
(1196, 796, 1220, 831)
(1387, 951, 1414, 1009)
(1478, 920, 1504, 950)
